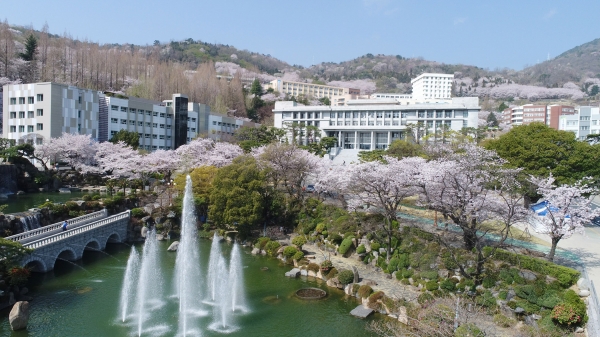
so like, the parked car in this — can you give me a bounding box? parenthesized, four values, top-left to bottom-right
(305, 185, 315, 193)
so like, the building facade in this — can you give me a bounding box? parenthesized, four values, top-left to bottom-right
(558, 106, 600, 140)
(273, 97, 480, 150)
(265, 79, 359, 100)
(2, 82, 259, 150)
(502, 104, 575, 129)
(410, 73, 454, 101)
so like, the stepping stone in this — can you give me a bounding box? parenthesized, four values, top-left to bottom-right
(350, 305, 374, 318)
(285, 268, 301, 278)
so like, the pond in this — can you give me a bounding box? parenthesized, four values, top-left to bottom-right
(2, 192, 91, 214)
(0, 239, 377, 336)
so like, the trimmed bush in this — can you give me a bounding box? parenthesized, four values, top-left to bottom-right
(352, 283, 361, 295)
(493, 314, 516, 328)
(264, 241, 281, 257)
(370, 242, 381, 251)
(562, 289, 588, 324)
(421, 270, 439, 281)
(357, 285, 373, 298)
(307, 263, 320, 273)
(388, 257, 400, 272)
(338, 237, 354, 255)
(293, 251, 304, 261)
(368, 291, 385, 304)
(552, 303, 583, 326)
(315, 223, 326, 233)
(476, 290, 497, 308)
(326, 267, 338, 279)
(320, 260, 333, 270)
(329, 233, 342, 245)
(321, 230, 328, 237)
(338, 269, 355, 285)
(454, 323, 483, 337)
(402, 269, 414, 279)
(440, 279, 456, 292)
(256, 237, 271, 249)
(292, 235, 307, 249)
(426, 281, 439, 291)
(283, 246, 298, 258)
(356, 244, 366, 254)
(498, 291, 508, 300)
(417, 292, 434, 306)
(482, 275, 497, 289)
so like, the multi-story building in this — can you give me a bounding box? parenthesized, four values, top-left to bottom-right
(410, 73, 454, 101)
(2, 82, 259, 151)
(265, 79, 359, 100)
(558, 106, 600, 140)
(502, 104, 575, 129)
(272, 97, 480, 150)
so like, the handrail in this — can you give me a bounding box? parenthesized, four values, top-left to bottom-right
(23, 211, 130, 249)
(6, 209, 108, 242)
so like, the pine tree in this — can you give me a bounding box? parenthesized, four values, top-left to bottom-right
(250, 79, 262, 96)
(486, 112, 499, 127)
(20, 34, 38, 61)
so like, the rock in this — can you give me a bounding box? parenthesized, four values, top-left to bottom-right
(9, 292, 15, 305)
(285, 268, 301, 278)
(385, 274, 392, 279)
(519, 270, 537, 281)
(356, 253, 365, 261)
(141, 226, 148, 238)
(373, 251, 379, 259)
(226, 236, 232, 242)
(531, 314, 541, 320)
(362, 279, 377, 286)
(300, 270, 308, 277)
(167, 241, 179, 251)
(506, 289, 516, 301)
(438, 269, 449, 279)
(578, 290, 590, 297)
(398, 306, 408, 325)
(308, 270, 317, 277)
(58, 188, 71, 193)
(408, 277, 414, 285)
(352, 266, 360, 283)
(38, 187, 46, 192)
(260, 250, 267, 256)
(277, 246, 286, 254)
(305, 255, 315, 260)
(417, 283, 423, 290)
(9, 301, 30, 331)
(451, 275, 461, 282)
(156, 234, 165, 241)
(577, 278, 589, 291)
(345, 284, 353, 295)
(16, 191, 25, 195)
(575, 327, 584, 333)
(515, 307, 525, 314)
(327, 277, 344, 289)
(379, 248, 386, 255)
(350, 305, 374, 318)
(524, 315, 538, 327)
(19, 287, 28, 296)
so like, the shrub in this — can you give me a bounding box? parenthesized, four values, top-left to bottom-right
(421, 270, 439, 281)
(82, 194, 92, 201)
(338, 237, 354, 255)
(356, 244, 366, 254)
(357, 285, 373, 298)
(91, 194, 101, 200)
(454, 323, 483, 337)
(321, 230, 328, 237)
(397, 253, 410, 270)
(368, 291, 385, 304)
(315, 223, 326, 233)
(441, 252, 458, 270)
(417, 292, 434, 306)
(352, 283, 360, 295)
(426, 281, 439, 291)
(476, 290, 497, 308)
(256, 237, 271, 249)
(395, 271, 404, 280)
(283, 246, 298, 258)
(402, 269, 414, 279)
(561, 289, 588, 324)
(65, 201, 79, 211)
(401, 279, 410, 285)
(326, 268, 338, 279)
(493, 314, 516, 328)
(8, 267, 30, 286)
(344, 232, 355, 239)
(370, 242, 381, 251)
(293, 251, 304, 261)
(130, 208, 146, 218)
(482, 275, 497, 289)
(329, 233, 342, 245)
(440, 279, 456, 292)
(292, 235, 307, 248)
(307, 263, 320, 273)
(498, 291, 508, 300)
(320, 260, 333, 270)
(338, 269, 355, 285)
(388, 257, 400, 272)
(552, 303, 582, 326)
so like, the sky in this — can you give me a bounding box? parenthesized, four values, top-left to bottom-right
(4, 0, 600, 71)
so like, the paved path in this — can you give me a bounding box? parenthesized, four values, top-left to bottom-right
(303, 243, 420, 301)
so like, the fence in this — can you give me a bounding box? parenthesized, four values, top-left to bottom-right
(583, 267, 600, 337)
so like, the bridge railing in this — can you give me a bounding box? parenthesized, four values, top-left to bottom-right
(6, 209, 108, 243)
(23, 210, 130, 249)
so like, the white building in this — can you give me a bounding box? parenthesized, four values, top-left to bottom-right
(410, 73, 454, 101)
(558, 106, 600, 140)
(2, 82, 259, 151)
(273, 97, 480, 151)
(265, 79, 360, 100)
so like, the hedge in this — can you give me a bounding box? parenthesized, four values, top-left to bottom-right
(357, 285, 373, 298)
(492, 248, 580, 286)
(338, 237, 354, 255)
(283, 246, 298, 258)
(338, 269, 355, 285)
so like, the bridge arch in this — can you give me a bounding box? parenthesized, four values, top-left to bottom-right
(22, 257, 48, 273)
(83, 239, 101, 251)
(106, 232, 122, 245)
(55, 247, 78, 261)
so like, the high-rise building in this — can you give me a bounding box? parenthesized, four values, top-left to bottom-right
(410, 73, 454, 101)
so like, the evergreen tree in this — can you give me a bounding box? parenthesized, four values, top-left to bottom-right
(19, 34, 38, 61)
(250, 79, 262, 96)
(109, 129, 140, 150)
(486, 112, 499, 127)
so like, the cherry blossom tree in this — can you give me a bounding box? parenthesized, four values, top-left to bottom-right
(344, 156, 426, 260)
(95, 141, 140, 181)
(140, 149, 180, 182)
(34, 133, 99, 173)
(418, 144, 528, 282)
(529, 175, 600, 261)
(175, 138, 243, 171)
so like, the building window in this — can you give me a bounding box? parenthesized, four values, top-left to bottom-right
(28, 111, 34, 118)
(36, 138, 43, 145)
(19, 97, 25, 104)
(111, 105, 118, 111)
(121, 119, 127, 124)
(37, 109, 43, 116)
(138, 122, 143, 126)
(138, 110, 144, 115)
(167, 124, 172, 128)
(145, 134, 150, 138)
(78, 111, 82, 118)
(152, 123, 157, 128)
(146, 111, 152, 116)
(37, 94, 43, 102)
(160, 113, 166, 118)
(10, 111, 16, 118)
(152, 135, 157, 139)
(10, 97, 16, 104)
(153, 112, 158, 117)
(19, 126, 25, 132)
(580, 116, 590, 121)
(120, 107, 127, 112)
(130, 108, 137, 113)
(146, 122, 151, 127)
(28, 97, 34, 104)
(192, 118, 196, 122)
(160, 124, 165, 128)
(191, 128, 196, 132)
(111, 118, 118, 123)
(27, 125, 34, 132)
(10, 126, 16, 133)
(160, 135, 165, 140)
(19, 111, 25, 118)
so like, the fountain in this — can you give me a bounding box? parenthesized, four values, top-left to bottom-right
(229, 243, 248, 313)
(119, 246, 140, 322)
(209, 255, 237, 333)
(206, 232, 222, 303)
(174, 175, 205, 336)
(135, 230, 163, 337)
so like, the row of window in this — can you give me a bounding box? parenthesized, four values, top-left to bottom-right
(8, 95, 43, 105)
(8, 110, 44, 118)
(110, 106, 171, 118)
(110, 118, 174, 129)
(211, 121, 240, 128)
(9, 124, 43, 132)
(327, 120, 454, 128)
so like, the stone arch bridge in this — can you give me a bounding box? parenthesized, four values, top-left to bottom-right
(7, 210, 130, 273)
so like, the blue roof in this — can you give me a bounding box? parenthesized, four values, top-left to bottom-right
(530, 200, 569, 218)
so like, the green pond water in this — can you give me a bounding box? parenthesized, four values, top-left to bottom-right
(2, 192, 91, 214)
(0, 240, 377, 337)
